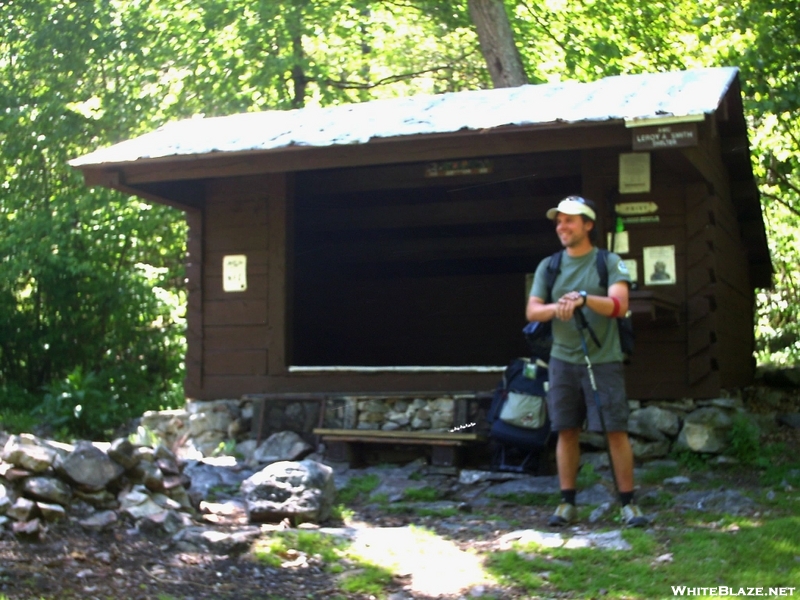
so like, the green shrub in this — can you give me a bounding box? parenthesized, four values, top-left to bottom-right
(0, 384, 41, 433)
(727, 413, 761, 465)
(670, 447, 709, 471)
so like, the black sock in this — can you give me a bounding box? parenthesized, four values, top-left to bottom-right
(561, 489, 577, 505)
(619, 491, 634, 506)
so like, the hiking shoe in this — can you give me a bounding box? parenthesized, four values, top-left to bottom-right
(548, 503, 578, 527)
(621, 504, 648, 528)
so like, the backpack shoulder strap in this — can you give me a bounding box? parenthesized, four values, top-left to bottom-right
(545, 251, 563, 303)
(596, 248, 609, 290)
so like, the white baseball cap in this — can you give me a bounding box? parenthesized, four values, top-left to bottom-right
(546, 196, 596, 221)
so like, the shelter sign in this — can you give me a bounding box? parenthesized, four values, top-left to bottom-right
(632, 123, 698, 150)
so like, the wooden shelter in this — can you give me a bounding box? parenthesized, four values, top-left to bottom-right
(70, 67, 772, 403)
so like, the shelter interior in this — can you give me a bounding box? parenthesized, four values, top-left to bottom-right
(292, 152, 578, 368)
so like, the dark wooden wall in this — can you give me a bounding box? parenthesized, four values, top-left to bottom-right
(184, 144, 756, 401)
(185, 174, 290, 399)
(580, 147, 755, 399)
(686, 186, 755, 393)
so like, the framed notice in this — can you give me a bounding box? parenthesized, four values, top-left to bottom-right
(643, 246, 676, 286)
(606, 231, 629, 254)
(622, 259, 638, 286)
(619, 152, 651, 194)
(223, 254, 247, 292)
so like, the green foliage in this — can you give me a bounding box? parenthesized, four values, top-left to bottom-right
(212, 439, 239, 457)
(252, 530, 394, 597)
(727, 413, 762, 465)
(414, 506, 460, 518)
(487, 515, 800, 598)
(402, 486, 441, 502)
(254, 531, 345, 566)
(0, 384, 40, 433)
(637, 462, 682, 485)
(577, 462, 602, 487)
(339, 563, 394, 596)
(336, 473, 381, 504)
(670, 447, 710, 472)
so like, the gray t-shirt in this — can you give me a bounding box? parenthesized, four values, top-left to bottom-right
(530, 247, 631, 365)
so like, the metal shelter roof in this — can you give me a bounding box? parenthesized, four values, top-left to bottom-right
(70, 67, 740, 168)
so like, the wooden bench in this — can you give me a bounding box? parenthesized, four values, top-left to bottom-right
(313, 428, 485, 467)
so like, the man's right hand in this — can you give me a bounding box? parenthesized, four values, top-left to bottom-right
(554, 292, 583, 321)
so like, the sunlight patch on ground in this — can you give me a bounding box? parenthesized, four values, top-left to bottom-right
(346, 526, 494, 596)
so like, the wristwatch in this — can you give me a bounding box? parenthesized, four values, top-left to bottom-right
(578, 290, 588, 307)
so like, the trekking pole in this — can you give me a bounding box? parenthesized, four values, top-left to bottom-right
(574, 309, 620, 494)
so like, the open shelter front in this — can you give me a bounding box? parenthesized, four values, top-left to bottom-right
(70, 67, 772, 406)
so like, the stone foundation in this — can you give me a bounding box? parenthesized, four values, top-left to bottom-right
(133, 376, 800, 465)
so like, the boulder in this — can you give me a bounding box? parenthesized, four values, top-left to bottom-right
(107, 438, 141, 470)
(251, 431, 313, 465)
(675, 406, 734, 454)
(240, 459, 335, 524)
(183, 458, 254, 503)
(59, 441, 125, 490)
(22, 476, 72, 506)
(628, 406, 681, 439)
(79, 510, 119, 531)
(630, 438, 671, 459)
(138, 509, 191, 537)
(37, 502, 67, 522)
(7, 497, 37, 521)
(2, 435, 58, 473)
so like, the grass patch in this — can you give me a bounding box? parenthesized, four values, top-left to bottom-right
(638, 463, 682, 485)
(415, 506, 460, 518)
(336, 473, 381, 504)
(727, 413, 761, 465)
(253, 530, 395, 598)
(402, 486, 441, 502)
(339, 563, 395, 596)
(253, 530, 345, 568)
(486, 513, 800, 599)
(637, 490, 675, 509)
(0, 410, 39, 434)
(576, 463, 602, 487)
(490, 492, 559, 507)
(758, 444, 800, 485)
(670, 448, 710, 472)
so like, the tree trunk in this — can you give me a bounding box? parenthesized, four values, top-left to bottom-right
(468, 0, 528, 88)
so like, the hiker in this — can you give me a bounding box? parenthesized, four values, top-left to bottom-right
(525, 195, 647, 528)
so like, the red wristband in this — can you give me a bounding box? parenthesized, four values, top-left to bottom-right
(610, 296, 621, 318)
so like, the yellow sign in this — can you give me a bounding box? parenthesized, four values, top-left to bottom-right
(223, 255, 247, 292)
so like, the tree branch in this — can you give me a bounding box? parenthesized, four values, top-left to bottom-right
(761, 189, 800, 219)
(517, 0, 592, 79)
(315, 54, 478, 91)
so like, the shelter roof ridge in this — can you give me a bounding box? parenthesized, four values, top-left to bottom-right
(70, 67, 740, 168)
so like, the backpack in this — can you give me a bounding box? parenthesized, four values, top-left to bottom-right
(487, 358, 548, 430)
(486, 358, 552, 472)
(523, 249, 634, 361)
